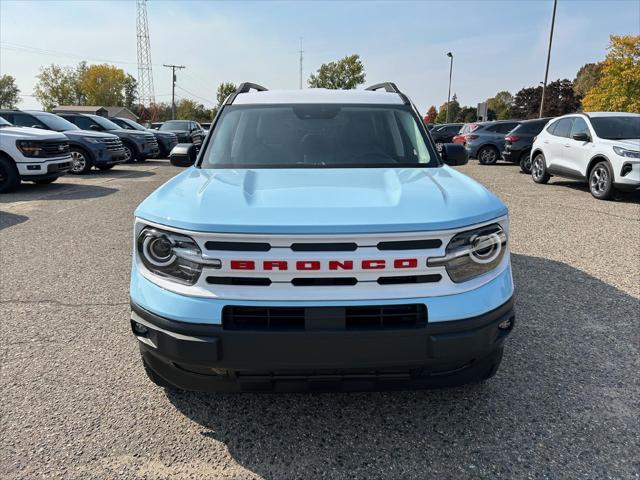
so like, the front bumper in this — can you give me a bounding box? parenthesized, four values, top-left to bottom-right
(133, 298, 514, 392)
(16, 156, 73, 178)
(90, 146, 127, 166)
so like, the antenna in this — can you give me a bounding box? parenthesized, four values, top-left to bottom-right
(136, 0, 155, 115)
(298, 38, 304, 89)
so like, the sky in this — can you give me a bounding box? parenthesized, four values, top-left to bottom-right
(1, 0, 639, 113)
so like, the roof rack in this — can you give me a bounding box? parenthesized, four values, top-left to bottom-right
(226, 82, 269, 105)
(365, 82, 410, 105)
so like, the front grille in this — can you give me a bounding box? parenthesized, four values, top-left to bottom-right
(102, 137, 124, 151)
(41, 141, 70, 157)
(146, 135, 159, 147)
(222, 304, 427, 331)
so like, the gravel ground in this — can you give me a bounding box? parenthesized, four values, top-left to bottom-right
(1, 159, 638, 479)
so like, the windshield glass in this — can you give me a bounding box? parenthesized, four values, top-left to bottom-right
(201, 104, 436, 169)
(36, 114, 79, 132)
(160, 120, 190, 131)
(590, 116, 640, 140)
(91, 115, 121, 131)
(0, 117, 11, 127)
(114, 118, 146, 131)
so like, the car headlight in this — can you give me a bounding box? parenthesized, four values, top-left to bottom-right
(137, 227, 220, 285)
(613, 146, 640, 159)
(16, 140, 45, 157)
(428, 223, 507, 282)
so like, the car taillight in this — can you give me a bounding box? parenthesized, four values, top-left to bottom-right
(504, 135, 520, 143)
(464, 134, 479, 141)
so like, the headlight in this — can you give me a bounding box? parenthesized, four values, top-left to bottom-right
(82, 137, 103, 144)
(137, 227, 220, 285)
(16, 140, 45, 157)
(428, 223, 507, 283)
(613, 146, 640, 159)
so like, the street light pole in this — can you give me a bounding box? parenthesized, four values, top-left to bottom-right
(540, 0, 557, 118)
(446, 52, 453, 123)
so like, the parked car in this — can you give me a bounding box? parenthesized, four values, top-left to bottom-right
(109, 117, 178, 158)
(0, 116, 72, 192)
(130, 81, 515, 393)
(57, 113, 159, 162)
(430, 123, 463, 151)
(0, 110, 126, 174)
(502, 117, 553, 174)
(158, 120, 205, 148)
(200, 122, 212, 133)
(150, 122, 164, 130)
(452, 122, 484, 144)
(456, 120, 521, 165)
(531, 112, 640, 200)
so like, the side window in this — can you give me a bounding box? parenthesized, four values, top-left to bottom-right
(12, 113, 42, 128)
(74, 116, 95, 130)
(570, 117, 590, 138)
(0, 112, 14, 123)
(553, 118, 573, 138)
(485, 124, 500, 132)
(499, 123, 518, 134)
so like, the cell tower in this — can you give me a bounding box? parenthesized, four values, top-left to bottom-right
(136, 0, 155, 109)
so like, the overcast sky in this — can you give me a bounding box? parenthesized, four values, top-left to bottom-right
(1, 0, 638, 112)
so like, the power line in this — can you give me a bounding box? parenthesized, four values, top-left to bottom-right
(175, 85, 215, 107)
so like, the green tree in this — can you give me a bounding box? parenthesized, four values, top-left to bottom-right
(308, 54, 366, 89)
(487, 91, 514, 120)
(423, 105, 437, 124)
(216, 82, 237, 108)
(123, 74, 138, 110)
(574, 62, 603, 98)
(33, 64, 83, 111)
(80, 64, 128, 106)
(0, 74, 21, 108)
(435, 94, 460, 123)
(175, 99, 212, 122)
(456, 106, 477, 123)
(582, 35, 640, 112)
(511, 79, 580, 119)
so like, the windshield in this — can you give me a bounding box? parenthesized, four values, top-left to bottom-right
(113, 117, 146, 131)
(90, 115, 121, 131)
(160, 120, 190, 131)
(36, 114, 79, 132)
(590, 116, 640, 140)
(0, 117, 11, 127)
(201, 104, 436, 169)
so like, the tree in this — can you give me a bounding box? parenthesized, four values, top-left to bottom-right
(423, 105, 437, 124)
(0, 75, 20, 108)
(216, 82, 237, 108)
(175, 99, 212, 122)
(123, 74, 138, 110)
(456, 106, 477, 123)
(574, 62, 603, 98)
(435, 94, 460, 123)
(33, 64, 83, 111)
(582, 35, 640, 112)
(511, 79, 580, 119)
(80, 64, 128, 106)
(308, 54, 366, 89)
(487, 91, 514, 120)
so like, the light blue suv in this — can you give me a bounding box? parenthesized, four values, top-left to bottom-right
(129, 82, 515, 392)
(462, 120, 521, 165)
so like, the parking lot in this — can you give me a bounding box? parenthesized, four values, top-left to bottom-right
(1, 160, 638, 479)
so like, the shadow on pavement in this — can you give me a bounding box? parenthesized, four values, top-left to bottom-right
(165, 254, 639, 478)
(551, 180, 640, 204)
(0, 211, 28, 230)
(0, 183, 118, 203)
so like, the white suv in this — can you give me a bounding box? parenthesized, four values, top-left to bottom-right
(0, 116, 72, 193)
(530, 112, 639, 200)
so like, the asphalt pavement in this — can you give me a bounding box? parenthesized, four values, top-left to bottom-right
(1, 159, 638, 479)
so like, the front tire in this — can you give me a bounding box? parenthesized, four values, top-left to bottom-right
(70, 147, 92, 174)
(589, 161, 614, 200)
(0, 156, 20, 193)
(531, 153, 550, 184)
(519, 149, 533, 174)
(122, 143, 136, 163)
(478, 146, 499, 165)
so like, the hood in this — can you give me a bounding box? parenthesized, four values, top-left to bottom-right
(63, 130, 119, 140)
(135, 166, 508, 234)
(600, 138, 640, 150)
(0, 126, 67, 140)
(152, 130, 177, 138)
(160, 129, 188, 135)
(112, 129, 150, 139)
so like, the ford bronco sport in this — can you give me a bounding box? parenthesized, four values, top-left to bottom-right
(130, 83, 515, 392)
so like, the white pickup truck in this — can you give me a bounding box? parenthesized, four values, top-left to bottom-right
(0, 116, 72, 193)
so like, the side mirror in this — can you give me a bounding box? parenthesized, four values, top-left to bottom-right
(89, 124, 101, 131)
(572, 132, 590, 142)
(440, 143, 468, 166)
(169, 143, 197, 167)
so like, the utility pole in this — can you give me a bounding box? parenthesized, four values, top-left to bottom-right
(540, 0, 557, 118)
(298, 38, 304, 89)
(163, 64, 185, 120)
(446, 52, 453, 123)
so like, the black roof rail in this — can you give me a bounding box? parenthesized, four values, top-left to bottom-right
(365, 82, 410, 105)
(226, 82, 269, 105)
